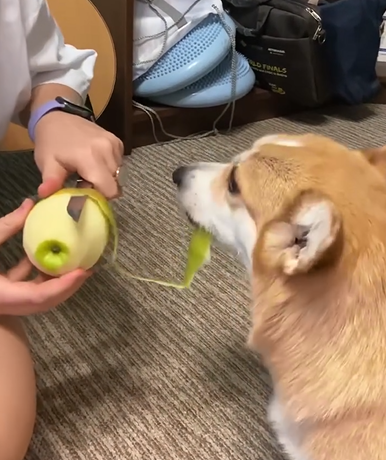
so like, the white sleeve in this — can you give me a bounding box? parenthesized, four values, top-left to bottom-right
(26, 0, 97, 102)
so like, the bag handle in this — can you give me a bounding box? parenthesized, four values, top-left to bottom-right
(224, 0, 272, 6)
(224, 0, 273, 37)
(152, 0, 188, 28)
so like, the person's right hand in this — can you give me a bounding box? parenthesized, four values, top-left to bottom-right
(0, 199, 90, 316)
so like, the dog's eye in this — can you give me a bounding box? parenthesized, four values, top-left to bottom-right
(228, 166, 240, 195)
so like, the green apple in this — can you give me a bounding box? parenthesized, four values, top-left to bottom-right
(23, 188, 114, 276)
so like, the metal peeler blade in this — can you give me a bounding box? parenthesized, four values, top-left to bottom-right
(66, 175, 94, 222)
(67, 195, 88, 222)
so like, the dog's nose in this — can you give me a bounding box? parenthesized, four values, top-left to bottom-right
(172, 166, 188, 186)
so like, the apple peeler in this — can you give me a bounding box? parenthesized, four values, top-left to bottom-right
(66, 164, 128, 222)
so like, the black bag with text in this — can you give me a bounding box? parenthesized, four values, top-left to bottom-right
(223, 0, 332, 107)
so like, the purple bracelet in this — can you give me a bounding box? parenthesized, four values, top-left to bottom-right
(28, 99, 66, 142)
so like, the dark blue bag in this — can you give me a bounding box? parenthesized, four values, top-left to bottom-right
(317, 0, 386, 104)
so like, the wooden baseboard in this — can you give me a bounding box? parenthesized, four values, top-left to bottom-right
(132, 88, 300, 148)
(131, 79, 386, 150)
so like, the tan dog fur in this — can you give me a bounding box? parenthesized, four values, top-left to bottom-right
(173, 133, 386, 459)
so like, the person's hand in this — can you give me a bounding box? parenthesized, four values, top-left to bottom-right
(33, 111, 124, 200)
(0, 199, 90, 316)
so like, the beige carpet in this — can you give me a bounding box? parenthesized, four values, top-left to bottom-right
(1, 103, 386, 460)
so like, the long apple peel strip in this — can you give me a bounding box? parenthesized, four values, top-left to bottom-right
(88, 193, 213, 289)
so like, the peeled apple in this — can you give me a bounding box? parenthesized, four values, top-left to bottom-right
(23, 187, 213, 288)
(23, 188, 113, 277)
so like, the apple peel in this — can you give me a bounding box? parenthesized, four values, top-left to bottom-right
(117, 226, 213, 289)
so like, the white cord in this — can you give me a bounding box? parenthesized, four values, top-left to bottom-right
(134, 0, 202, 67)
(133, 1, 239, 145)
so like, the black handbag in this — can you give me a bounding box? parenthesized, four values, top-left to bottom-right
(223, 0, 332, 107)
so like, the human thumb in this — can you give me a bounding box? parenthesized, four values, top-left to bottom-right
(0, 199, 34, 245)
(38, 160, 68, 198)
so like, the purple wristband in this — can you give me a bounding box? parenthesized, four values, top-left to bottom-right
(28, 99, 65, 143)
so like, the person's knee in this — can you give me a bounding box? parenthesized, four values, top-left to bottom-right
(0, 391, 36, 460)
(0, 316, 36, 460)
(0, 388, 36, 460)
(0, 440, 31, 460)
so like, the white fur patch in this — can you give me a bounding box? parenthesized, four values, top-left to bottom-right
(235, 135, 304, 163)
(233, 147, 257, 163)
(295, 201, 334, 263)
(269, 395, 310, 460)
(175, 162, 257, 270)
(254, 135, 304, 149)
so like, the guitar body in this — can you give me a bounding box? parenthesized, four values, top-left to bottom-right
(0, 0, 117, 153)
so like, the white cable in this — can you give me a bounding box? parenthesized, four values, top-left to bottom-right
(133, 1, 239, 145)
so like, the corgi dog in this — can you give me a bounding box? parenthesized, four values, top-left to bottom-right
(172, 134, 386, 460)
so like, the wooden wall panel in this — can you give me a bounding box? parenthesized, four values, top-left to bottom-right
(1, 0, 133, 155)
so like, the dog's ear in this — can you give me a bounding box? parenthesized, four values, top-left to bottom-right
(361, 146, 386, 178)
(257, 190, 341, 275)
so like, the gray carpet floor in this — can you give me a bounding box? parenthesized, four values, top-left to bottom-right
(1, 103, 386, 460)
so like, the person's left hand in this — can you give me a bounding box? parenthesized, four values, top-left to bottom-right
(33, 111, 124, 199)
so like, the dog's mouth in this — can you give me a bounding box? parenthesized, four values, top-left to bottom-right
(185, 213, 215, 241)
(186, 212, 199, 228)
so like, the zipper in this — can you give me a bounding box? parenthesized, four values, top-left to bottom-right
(271, 0, 326, 43)
(306, 7, 325, 42)
(225, 0, 326, 43)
